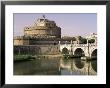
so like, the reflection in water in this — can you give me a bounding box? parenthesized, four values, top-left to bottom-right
(91, 60, 97, 72)
(74, 58, 85, 69)
(14, 57, 97, 75)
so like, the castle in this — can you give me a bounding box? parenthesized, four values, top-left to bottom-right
(14, 15, 62, 55)
(14, 15, 61, 45)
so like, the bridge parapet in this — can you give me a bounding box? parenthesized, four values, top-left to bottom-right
(73, 43, 96, 47)
(89, 43, 97, 46)
(73, 44, 87, 47)
(60, 43, 96, 47)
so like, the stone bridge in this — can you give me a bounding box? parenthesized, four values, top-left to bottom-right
(59, 42, 97, 58)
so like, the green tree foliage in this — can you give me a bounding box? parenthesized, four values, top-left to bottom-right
(76, 36, 87, 44)
(88, 39, 95, 43)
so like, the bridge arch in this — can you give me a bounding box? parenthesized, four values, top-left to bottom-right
(74, 48, 85, 57)
(91, 49, 97, 59)
(62, 47, 69, 54)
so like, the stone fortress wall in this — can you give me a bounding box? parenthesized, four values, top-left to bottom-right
(14, 45, 60, 55)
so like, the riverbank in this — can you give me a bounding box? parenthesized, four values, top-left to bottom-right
(36, 54, 63, 58)
(14, 55, 36, 62)
(14, 54, 63, 62)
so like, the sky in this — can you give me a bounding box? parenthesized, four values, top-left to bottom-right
(14, 13, 97, 37)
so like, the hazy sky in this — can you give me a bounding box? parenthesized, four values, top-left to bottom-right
(14, 13, 97, 37)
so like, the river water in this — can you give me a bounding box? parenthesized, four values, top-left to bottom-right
(14, 57, 97, 75)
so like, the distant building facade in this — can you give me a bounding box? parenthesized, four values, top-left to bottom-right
(84, 33, 97, 39)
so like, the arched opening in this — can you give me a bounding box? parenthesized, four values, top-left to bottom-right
(91, 49, 97, 72)
(62, 47, 69, 55)
(74, 48, 85, 57)
(91, 49, 97, 59)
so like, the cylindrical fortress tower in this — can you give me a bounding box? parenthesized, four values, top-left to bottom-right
(24, 15, 61, 38)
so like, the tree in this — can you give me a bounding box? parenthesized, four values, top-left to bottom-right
(75, 36, 87, 44)
(88, 39, 95, 43)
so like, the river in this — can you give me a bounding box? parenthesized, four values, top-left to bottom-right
(14, 57, 97, 75)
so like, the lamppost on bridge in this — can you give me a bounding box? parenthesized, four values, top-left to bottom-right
(58, 41, 61, 53)
(58, 41, 60, 45)
(65, 41, 67, 47)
